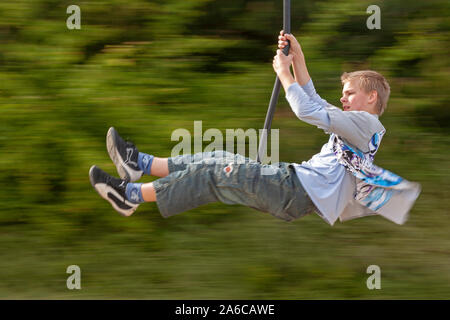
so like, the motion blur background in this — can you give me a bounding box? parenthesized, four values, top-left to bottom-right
(0, 0, 449, 299)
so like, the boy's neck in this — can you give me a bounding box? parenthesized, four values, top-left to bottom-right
(365, 104, 379, 116)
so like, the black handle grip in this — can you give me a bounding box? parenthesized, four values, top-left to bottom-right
(282, 0, 290, 56)
(282, 39, 290, 56)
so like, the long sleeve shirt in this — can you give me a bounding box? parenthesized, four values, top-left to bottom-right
(285, 80, 388, 225)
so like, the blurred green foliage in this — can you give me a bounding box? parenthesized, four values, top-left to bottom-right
(0, 0, 449, 299)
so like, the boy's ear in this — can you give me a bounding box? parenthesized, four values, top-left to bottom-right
(368, 90, 378, 104)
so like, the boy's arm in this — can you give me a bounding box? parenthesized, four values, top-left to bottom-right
(279, 32, 328, 107)
(278, 31, 310, 85)
(276, 33, 384, 151)
(285, 82, 331, 131)
(273, 45, 331, 131)
(292, 52, 311, 86)
(287, 51, 311, 86)
(300, 78, 329, 108)
(285, 84, 383, 151)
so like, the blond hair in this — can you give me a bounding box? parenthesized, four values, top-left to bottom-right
(341, 70, 390, 116)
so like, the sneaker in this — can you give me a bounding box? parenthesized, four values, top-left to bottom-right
(106, 127, 143, 182)
(89, 165, 138, 216)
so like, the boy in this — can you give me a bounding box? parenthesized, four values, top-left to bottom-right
(89, 31, 420, 225)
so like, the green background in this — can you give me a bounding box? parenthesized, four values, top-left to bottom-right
(0, 0, 449, 299)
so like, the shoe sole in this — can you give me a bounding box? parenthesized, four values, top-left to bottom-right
(89, 165, 137, 217)
(106, 127, 142, 182)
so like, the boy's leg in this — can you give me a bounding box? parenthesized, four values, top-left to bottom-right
(90, 160, 315, 221)
(107, 127, 170, 179)
(137, 151, 250, 204)
(107, 127, 249, 179)
(141, 183, 156, 202)
(149, 160, 315, 222)
(103, 127, 314, 220)
(168, 150, 248, 172)
(150, 157, 169, 177)
(89, 165, 140, 216)
(141, 151, 250, 178)
(131, 151, 254, 203)
(133, 150, 241, 178)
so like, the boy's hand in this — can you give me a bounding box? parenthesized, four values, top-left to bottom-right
(278, 30, 310, 86)
(278, 30, 303, 59)
(272, 49, 294, 76)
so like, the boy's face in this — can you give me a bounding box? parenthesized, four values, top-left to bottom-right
(340, 80, 377, 114)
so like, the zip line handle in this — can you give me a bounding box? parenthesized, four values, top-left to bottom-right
(256, 0, 291, 163)
(282, 39, 290, 56)
(282, 0, 291, 56)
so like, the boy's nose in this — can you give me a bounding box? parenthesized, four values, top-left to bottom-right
(340, 96, 346, 103)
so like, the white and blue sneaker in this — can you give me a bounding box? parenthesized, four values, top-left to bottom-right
(89, 165, 138, 216)
(106, 127, 143, 182)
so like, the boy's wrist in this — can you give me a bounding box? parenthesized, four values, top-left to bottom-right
(278, 69, 296, 88)
(292, 52, 305, 64)
(278, 68, 291, 78)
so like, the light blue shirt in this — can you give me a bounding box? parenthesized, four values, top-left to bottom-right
(285, 80, 385, 225)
